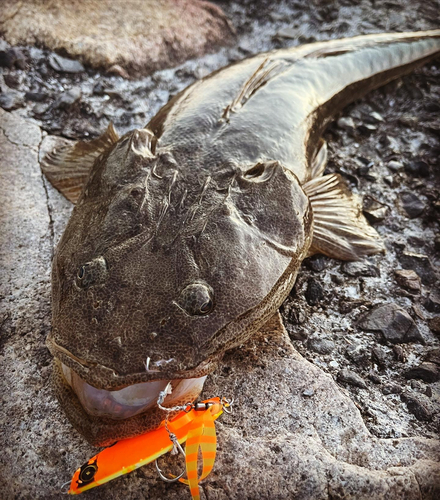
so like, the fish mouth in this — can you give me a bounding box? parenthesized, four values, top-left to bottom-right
(60, 362, 207, 420)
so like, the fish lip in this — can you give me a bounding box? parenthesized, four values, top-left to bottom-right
(46, 335, 219, 391)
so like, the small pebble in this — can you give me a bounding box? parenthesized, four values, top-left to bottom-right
(394, 269, 421, 294)
(401, 393, 433, 422)
(400, 192, 425, 219)
(337, 369, 367, 388)
(405, 159, 430, 178)
(307, 337, 335, 355)
(399, 252, 437, 286)
(304, 254, 327, 272)
(305, 278, 324, 306)
(52, 88, 82, 110)
(388, 160, 404, 171)
(382, 384, 402, 395)
(337, 116, 356, 130)
(0, 91, 25, 111)
(428, 316, 440, 334)
(341, 261, 380, 278)
(358, 303, 424, 344)
(49, 53, 85, 73)
(393, 345, 406, 362)
(404, 362, 440, 383)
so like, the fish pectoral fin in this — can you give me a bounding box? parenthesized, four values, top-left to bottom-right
(310, 139, 328, 179)
(41, 123, 119, 203)
(304, 173, 385, 260)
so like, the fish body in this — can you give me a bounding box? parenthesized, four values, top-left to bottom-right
(42, 30, 440, 446)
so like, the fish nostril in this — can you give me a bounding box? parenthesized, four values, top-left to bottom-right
(242, 161, 277, 183)
(244, 162, 266, 179)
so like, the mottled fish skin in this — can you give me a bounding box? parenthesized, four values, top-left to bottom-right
(43, 31, 440, 445)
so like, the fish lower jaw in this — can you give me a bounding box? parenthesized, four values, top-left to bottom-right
(61, 363, 207, 420)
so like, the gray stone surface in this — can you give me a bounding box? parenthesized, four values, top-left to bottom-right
(1, 109, 439, 499)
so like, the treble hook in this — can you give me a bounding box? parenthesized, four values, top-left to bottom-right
(221, 396, 234, 414)
(60, 480, 71, 495)
(155, 435, 186, 483)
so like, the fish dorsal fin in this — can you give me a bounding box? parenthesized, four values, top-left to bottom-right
(221, 58, 287, 121)
(303, 173, 385, 260)
(41, 123, 119, 203)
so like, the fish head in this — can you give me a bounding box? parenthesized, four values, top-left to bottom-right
(47, 131, 312, 445)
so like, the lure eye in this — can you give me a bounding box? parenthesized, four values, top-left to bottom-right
(77, 266, 85, 280)
(179, 283, 214, 316)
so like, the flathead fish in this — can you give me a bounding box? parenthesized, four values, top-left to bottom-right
(42, 30, 440, 446)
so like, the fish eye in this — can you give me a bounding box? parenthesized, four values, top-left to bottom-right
(74, 257, 108, 289)
(179, 283, 214, 316)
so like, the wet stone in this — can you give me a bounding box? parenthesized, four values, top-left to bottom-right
(387, 160, 404, 171)
(358, 123, 377, 136)
(401, 393, 433, 422)
(371, 346, 389, 369)
(399, 252, 437, 286)
(424, 348, 440, 365)
(341, 261, 380, 278)
(346, 343, 371, 367)
(363, 196, 388, 223)
(0, 49, 14, 68)
(393, 345, 406, 362)
(307, 337, 335, 355)
(302, 388, 314, 397)
(0, 91, 25, 111)
(25, 92, 47, 102)
(428, 316, 440, 334)
(400, 192, 425, 218)
(337, 369, 367, 389)
(423, 290, 440, 313)
(394, 269, 421, 294)
(275, 27, 298, 39)
(52, 88, 82, 110)
(3, 73, 21, 89)
(49, 53, 85, 73)
(368, 111, 384, 123)
(358, 303, 424, 344)
(305, 278, 324, 306)
(368, 373, 382, 384)
(32, 103, 51, 115)
(304, 254, 328, 272)
(382, 384, 402, 395)
(405, 159, 430, 178)
(0, 47, 26, 69)
(337, 116, 356, 130)
(405, 363, 440, 383)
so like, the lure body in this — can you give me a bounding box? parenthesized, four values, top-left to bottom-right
(68, 398, 224, 496)
(42, 30, 440, 447)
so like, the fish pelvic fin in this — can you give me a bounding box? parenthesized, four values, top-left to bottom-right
(41, 123, 119, 203)
(303, 173, 385, 261)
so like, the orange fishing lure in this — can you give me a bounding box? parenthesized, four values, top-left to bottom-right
(67, 397, 229, 499)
